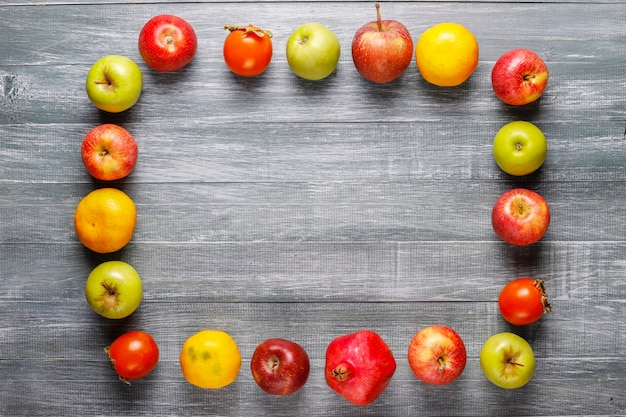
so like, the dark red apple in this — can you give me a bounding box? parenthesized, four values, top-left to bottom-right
(351, 3, 413, 84)
(250, 338, 310, 396)
(138, 14, 197, 72)
(325, 329, 396, 406)
(492, 188, 550, 246)
(407, 325, 467, 385)
(81, 124, 138, 181)
(491, 48, 549, 105)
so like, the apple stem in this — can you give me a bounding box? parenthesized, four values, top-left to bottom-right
(331, 364, 352, 382)
(437, 356, 446, 373)
(508, 359, 525, 367)
(375, 3, 382, 31)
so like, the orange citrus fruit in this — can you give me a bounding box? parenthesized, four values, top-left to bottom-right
(180, 330, 242, 389)
(416, 22, 479, 87)
(74, 188, 136, 253)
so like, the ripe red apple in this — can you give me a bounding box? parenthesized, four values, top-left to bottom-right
(407, 325, 466, 385)
(492, 188, 550, 246)
(491, 48, 549, 105)
(138, 14, 197, 72)
(250, 338, 310, 396)
(81, 124, 138, 181)
(351, 3, 413, 84)
(325, 329, 396, 406)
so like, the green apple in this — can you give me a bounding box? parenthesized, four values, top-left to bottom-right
(85, 55, 143, 113)
(286, 22, 340, 81)
(493, 121, 547, 176)
(85, 260, 142, 319)
(479, 332, 535, 389)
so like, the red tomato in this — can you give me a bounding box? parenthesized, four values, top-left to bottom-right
(498, 278, 552, 326)
(223, 25, 273, 76)
(105, 331, 159, 383)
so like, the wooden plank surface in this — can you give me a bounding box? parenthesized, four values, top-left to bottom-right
(1, 1, 625, 416)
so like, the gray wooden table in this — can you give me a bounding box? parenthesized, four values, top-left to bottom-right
(1, 1, 625, 416)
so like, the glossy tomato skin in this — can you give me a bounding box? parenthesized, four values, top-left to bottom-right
(498, 278, 551, 326)
(105, 331, 159, 383)
(138, 14, 197, 72)
(223, 26, 273, 76)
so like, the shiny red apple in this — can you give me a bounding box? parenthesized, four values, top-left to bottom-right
(491, 48, 549, 105)
(351, 3, 413, 84)
(138, 14, 197, 72)
(492, 188, 550, 245)
(407, 325, 466, 385)
(325, 329, 396, 406)
(250, 338, 310, 396)
(81, 124, 138, 181)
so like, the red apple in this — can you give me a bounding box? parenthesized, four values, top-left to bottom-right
(81, 124, 138, 181)
(138, 14, 197, 72)
(325, 329, 396, 406)
(407, 325, 466, 385)
(492, 188, 550, 246)
(351, 3, 413, 84)
(250, 338, 310, 396)
(491, 48, 549, 105)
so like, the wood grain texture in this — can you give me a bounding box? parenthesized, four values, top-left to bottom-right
(1, 1, 626, 416)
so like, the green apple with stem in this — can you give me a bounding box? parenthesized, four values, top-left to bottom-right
(85, 261, 142, 319)
(85, 55, 143, 113)
(286, 22, 340, 81)
(493, 121, 547, 176)
(480, 332, 535, 389)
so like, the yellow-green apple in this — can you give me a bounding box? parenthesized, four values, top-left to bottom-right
(493, 121, 547, 176)
(351, 3, 413, 84)
(138, 14, 197, 72)
(491, 48, 548, 105)
(81, 124, 138, 181)
(480, 332, 535, 389)
(250, 338, 310, 396)
(325, 329, 396, 406)
(286, 22, 340, 81)
(492, 188, 550, 246)
(85, 260, 142, 319)
(407, 325, 466, 385)
(85, 55, 143, 113)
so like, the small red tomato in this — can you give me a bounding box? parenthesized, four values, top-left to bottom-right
(498, 278, 552, 326)
(105, 331, 159, 384)
(223, 25, 273, 76)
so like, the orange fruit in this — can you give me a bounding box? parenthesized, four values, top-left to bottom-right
(416, 22, 479, 87)
(179, 330, 242, 389)
(74, 188, 136, 253)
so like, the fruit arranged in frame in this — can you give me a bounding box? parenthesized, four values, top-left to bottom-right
(351, 3, 413, 84)
(493, 121, 547, 176)
(499, 278, 552, 326)
(250, 338, 310, 396)
(407, 325, 467, 385)
(74, 188, 137, 253)
(223, 25, 273, 77)
(286, 22, 341, 81)
(138, 14, 198, 72)
(85, 55, 142, 113)
(105, 331, 159, 384)
(85, 260, 142, 319)
(325, 329, 396, 406)
(492, 188, 550, 246)
(415, 22, 478, 87)
(180, 330, 242, 389)
(81, 124, 138, 181)
(491, 48, 549, 106)
(480, 332, 535, 389)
